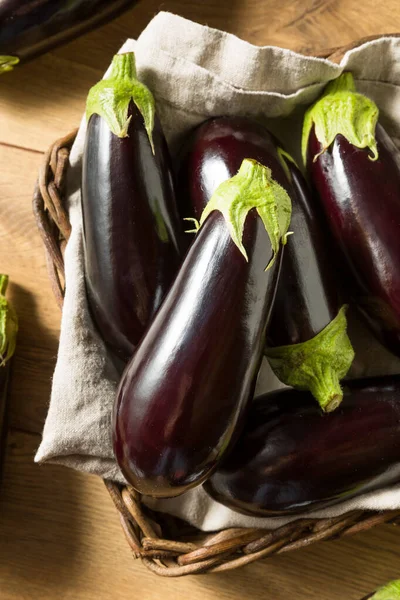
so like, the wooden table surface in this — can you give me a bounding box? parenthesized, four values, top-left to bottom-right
(1, 2, 400, 598)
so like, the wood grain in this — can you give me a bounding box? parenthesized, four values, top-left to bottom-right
(0, 145, 59, 434)
(2, 0, 400, 153)
(0, 431, 399, 600)
(1, 0, 400, 598)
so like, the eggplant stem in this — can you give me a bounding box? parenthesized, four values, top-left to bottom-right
(0, 275, 8, 297)
(198, 158, 292, 270)
(0, 275, 18, 367)
(0, 55, 20, 74)
(266, 305, 355, 412)
(325, 394, 342, 413)
(86, 52, 156, 152)
(366, 579, 400, 600)
(302, 71, 379, 165)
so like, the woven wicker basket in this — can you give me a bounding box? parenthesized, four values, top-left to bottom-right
(33, 34, 400, 577)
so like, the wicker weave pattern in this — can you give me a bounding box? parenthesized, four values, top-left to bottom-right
(32, 37, 400, 576)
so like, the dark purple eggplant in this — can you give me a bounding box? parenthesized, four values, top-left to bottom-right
(266, 154, 354, 412)
(206, 375, 400, 516)
(266, 159, 340, 346)
(82, 53, 182, 362)
(0, 275, 18, 481)
(0, 0, 137, 73)
(177, 116, 288, 223)
(177, 117, 354, 411)
(113, 157, 292, 498)
(303, 72, 400, 357)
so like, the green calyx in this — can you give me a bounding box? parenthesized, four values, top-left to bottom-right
(265, 305, 354, 412)
(86, 52, 155, 152)
(0, 55, 20, 74)
(0, 275, 18, 367)
(369, 580, 400, 600)
(302, 72, 379, 165)
(191, 158, 292, 270)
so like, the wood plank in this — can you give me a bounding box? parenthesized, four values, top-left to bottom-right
(54, 0, 400, 64)
(3, 0, 400, 153)
(0, 145, 60, 434)
(0, 430, 399, 600)
(0, 56, 100, 153)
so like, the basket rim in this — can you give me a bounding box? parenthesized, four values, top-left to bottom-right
(32, 32, 400, 576)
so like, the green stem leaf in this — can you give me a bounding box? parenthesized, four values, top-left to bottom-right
(0, 55, 20, 74)
(265, 305, 354, 412)
(198, 158, 292, 270)
(86, 52, 156, 152)
(368, 579, 400, 600)
(302, 72, 379, 165)
(0, 275, 8, 297)
(183, 217, 200, 234)
(0, 275, 18, 366)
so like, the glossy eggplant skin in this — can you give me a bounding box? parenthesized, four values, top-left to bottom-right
(177, 117, 341, 346)
(113, 116, 293, 498)
(307, 124, 400, 356)
(206, 375, 400, 515)
(177, 116, 287, 224)
(0, 0, 136, 67)
(113, 153, 292, 497)
(82, 103, 182, 362)
(267, 159, 341, 345)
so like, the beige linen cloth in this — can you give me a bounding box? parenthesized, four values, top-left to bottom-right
(36, 12, 400, 531)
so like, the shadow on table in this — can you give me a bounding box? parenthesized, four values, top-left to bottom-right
(7, 282, 60, 434)
(0, 433, 83, 592)
(0, 278, 82, 591)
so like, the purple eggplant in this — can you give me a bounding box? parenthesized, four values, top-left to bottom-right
(113, 157, 292, 498)
(206, 375, 400, 516)
(177, 117, 354, 411)
(0, 0, 137, 73)
(266, 154, 354, 411)
(82, 53, 182, 362)
(303, 72, 400, 357)
(0, 275, 18, 480)
(266, 160, 340, 346)
(177, 117, 288, 223)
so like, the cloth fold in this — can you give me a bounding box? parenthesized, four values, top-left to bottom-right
(36, 11, 400, 531)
